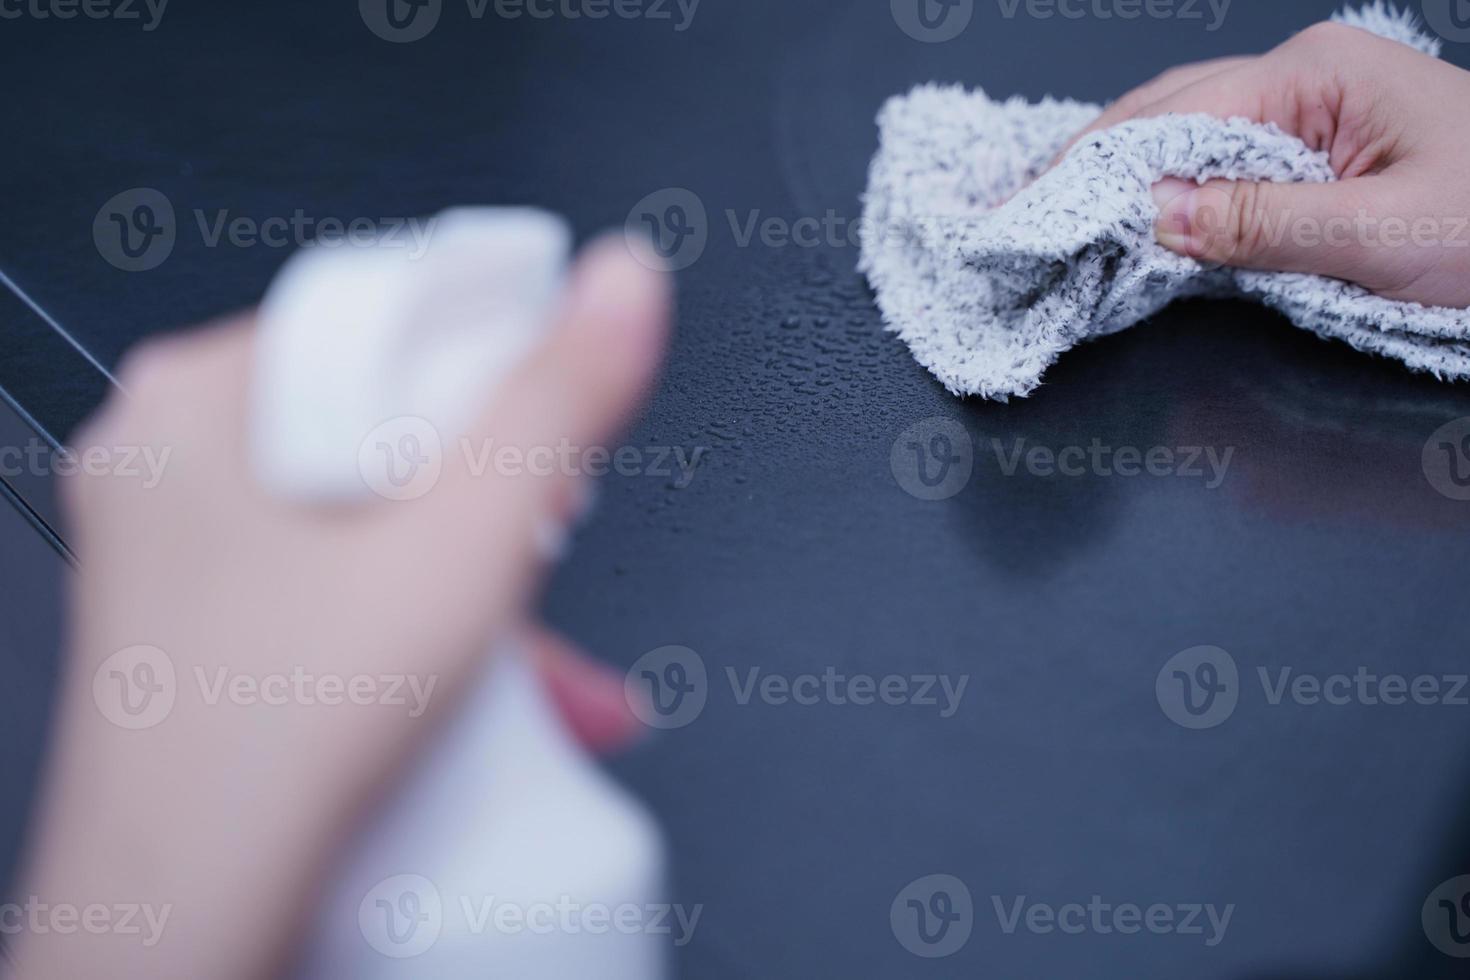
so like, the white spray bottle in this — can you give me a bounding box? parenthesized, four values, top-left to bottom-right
(248, 208, 668, 979)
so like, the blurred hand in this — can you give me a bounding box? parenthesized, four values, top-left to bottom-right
(10, 237, 670, 980)
(1054, 21, 1470, 309)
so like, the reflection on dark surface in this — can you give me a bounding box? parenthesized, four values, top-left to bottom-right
(949, 328, 1172, 579)
(1180, 309, 1470, 532)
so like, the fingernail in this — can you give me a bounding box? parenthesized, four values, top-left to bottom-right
(1152, 178, 1201, 255)
(546, 646, 649, 753)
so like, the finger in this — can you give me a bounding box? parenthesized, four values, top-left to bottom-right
(1080, 20, 1382, 150)
(1151, 174, 1392, 282)
(1047, 57, 1253, 170)
(64, 316, 260, 536)
(1108, 29, 1368, 155)
(435, 232, 673, 539)
(530, 626, 644, 755)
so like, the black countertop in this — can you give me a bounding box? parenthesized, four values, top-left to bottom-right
(3, 1, 1470, 975)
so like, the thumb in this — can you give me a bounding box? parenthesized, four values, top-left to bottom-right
(1151, 176, 1375, 281)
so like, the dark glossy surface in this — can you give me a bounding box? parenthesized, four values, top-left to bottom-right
(3, 1, 1470, 975)
(0, 394, 65, 896)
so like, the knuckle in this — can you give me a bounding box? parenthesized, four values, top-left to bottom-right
(1226, 183, 1275, 263)
(1285, 21, 1354, 53)
(57, 418, 113, 523)
(56, 454, 96, 522)
(68, 415, 109, 456)
(1185, 182, 1272, 264)
(70, 393, 119, 447)
(1152, 65, 1191, 89)
(1103, 100, 1130, 123)
(68, 385, 133, 457)
(115, 336, 186, 397)
(1107, 82, 1162, 121)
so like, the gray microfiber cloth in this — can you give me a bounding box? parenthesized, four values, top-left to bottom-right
(859, 2, 1470, 400)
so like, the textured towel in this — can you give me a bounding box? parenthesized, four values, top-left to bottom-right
(859, 2, 1470, 400)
